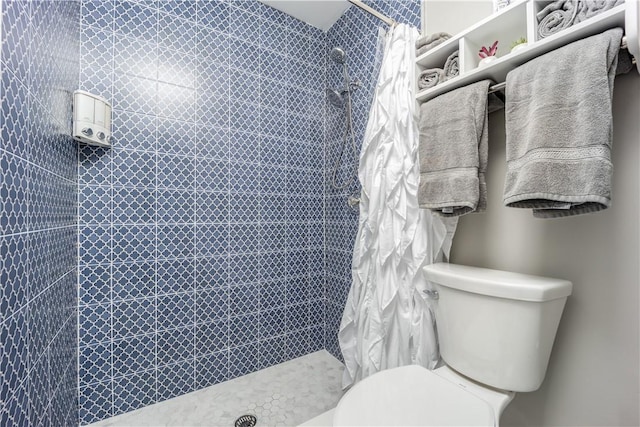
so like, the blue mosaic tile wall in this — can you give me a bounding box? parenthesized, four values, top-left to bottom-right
(323, 0, 422, 359)
(1, 0, 80, 426)
(77, 0, 326, 423)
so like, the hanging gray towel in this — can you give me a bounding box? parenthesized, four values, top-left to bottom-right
(503, 27, 623, 218)
(616, 48, 635, 75)
(418, 80, 492, 217)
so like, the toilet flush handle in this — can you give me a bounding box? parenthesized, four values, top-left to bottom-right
(423, 289, 439, 300)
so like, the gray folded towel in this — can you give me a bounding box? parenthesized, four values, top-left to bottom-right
(537, 0, 624, 38)
(416, 44, 431, 57)
(576, 0, 625, 23)
(503, 28, 623, 218)
(538, 7, 574, 38)
(416, 32, 452, 56)
(418, 68, 444, 90)
(416, 32, 452, 49)
(418, 80, 492, 217)
(536, 0, 580, 21)
(443, 50, 459, 80)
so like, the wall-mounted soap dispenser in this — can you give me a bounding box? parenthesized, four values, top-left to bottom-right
(72, 90, 112, 147)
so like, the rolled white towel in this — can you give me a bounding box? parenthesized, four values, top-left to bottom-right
(443, 50, 459, 81)
(418, 68, 444, 90)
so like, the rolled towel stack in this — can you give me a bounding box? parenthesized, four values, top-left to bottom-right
(418, 68, 444, 90)
(537, 7, 573, 38)
(576, 0, 625, 23)
(537, 0, 625, 39)
(443, 50, 459, 80)
(417, 50, 461, 90)
(416, 32, 452, 56)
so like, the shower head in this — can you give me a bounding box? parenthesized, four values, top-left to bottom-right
(326, 88, 344, 108)
(330, 47, 346, 64)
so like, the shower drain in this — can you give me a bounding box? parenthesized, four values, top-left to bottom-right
(234, 414, 257, 427)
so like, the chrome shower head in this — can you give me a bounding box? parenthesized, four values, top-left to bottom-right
(326, 88, 344, 108)
(330, 47, 346, 64)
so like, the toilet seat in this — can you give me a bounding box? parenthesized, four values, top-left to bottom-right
(333, 365, 496, 427)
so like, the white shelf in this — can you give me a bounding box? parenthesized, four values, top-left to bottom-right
(416, 1, 634, 103)
(416, 36, 460, 70)
(416, 0, 529, 69)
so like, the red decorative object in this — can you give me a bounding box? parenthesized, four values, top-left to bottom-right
(479, 41, 499, 58)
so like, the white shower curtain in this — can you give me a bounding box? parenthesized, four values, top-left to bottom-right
(338, 24, 457, 389)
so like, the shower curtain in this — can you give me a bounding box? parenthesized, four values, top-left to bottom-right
(338, 24, 457, 389)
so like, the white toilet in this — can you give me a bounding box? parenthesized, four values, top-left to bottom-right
(333, 263, 573, 426)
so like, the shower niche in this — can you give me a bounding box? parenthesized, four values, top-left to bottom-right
(415, 0, 637, 102)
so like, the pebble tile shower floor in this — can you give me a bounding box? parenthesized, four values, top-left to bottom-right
(87, 351, 343, 426)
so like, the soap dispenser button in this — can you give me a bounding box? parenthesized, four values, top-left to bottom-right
(97, 131, 105, 140)
(82, 127, 93, 136)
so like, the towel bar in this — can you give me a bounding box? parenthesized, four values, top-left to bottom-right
(488, 36, 634, 94)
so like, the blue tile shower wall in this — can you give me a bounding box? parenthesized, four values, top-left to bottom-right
(77, 0, 326, 423)
(1, 0, 80, 426)
(323, 0, 422, 359)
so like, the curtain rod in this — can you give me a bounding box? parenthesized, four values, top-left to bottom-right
(347, 0, 397, 27)
(488, 36, 632, 94)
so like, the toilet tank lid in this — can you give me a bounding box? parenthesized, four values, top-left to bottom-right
(424, 263, 573, 302)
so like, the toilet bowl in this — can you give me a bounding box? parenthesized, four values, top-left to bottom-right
(333, 263, 572, 427)
(333, 365, 514, 426)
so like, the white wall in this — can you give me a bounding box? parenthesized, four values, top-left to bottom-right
(422, 0, 493, 35)
(451, 72, 640, 426)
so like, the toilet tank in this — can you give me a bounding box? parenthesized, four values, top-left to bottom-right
(424, 263, 572, 392)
